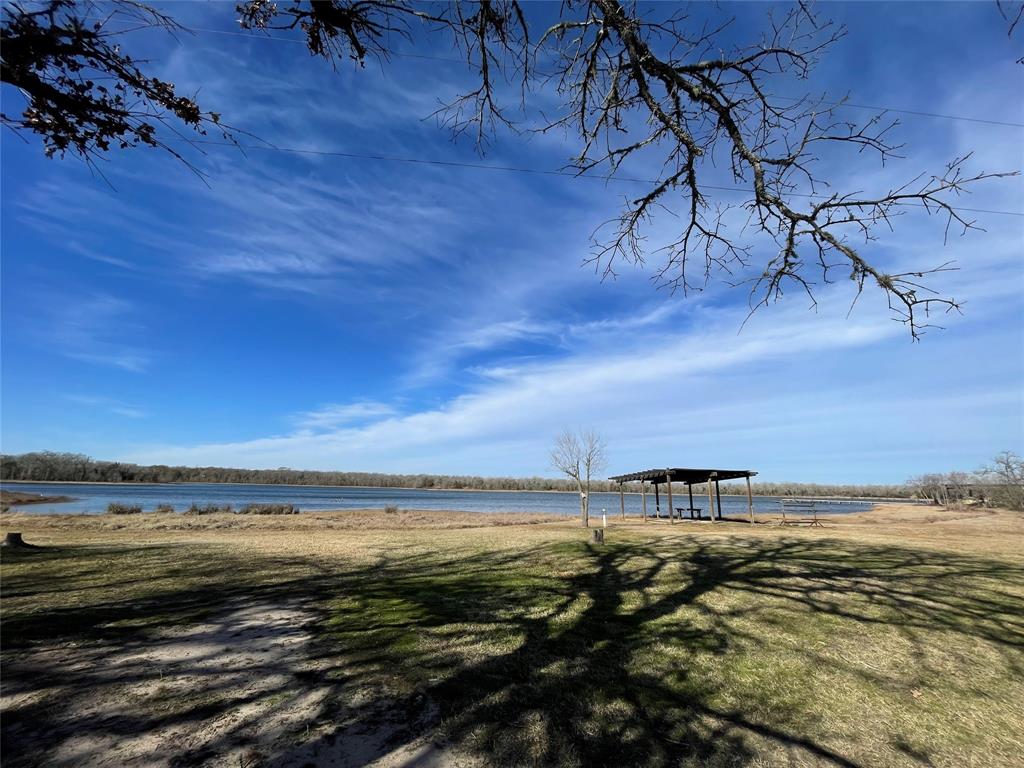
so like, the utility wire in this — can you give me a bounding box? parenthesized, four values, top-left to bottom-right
(213, 25, 1024, 128)
(93, 19, 1024, 129)
(770, 95, 1024, 129)
(191, 139, 1024, 217)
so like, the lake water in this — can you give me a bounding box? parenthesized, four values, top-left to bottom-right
(2, 481, 877, 516)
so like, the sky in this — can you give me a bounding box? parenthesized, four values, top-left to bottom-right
(1, 1, 1022, 484)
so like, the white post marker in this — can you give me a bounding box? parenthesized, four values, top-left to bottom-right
(602, 511, 607, 528)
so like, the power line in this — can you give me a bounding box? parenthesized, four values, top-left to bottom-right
(192, 139, 1024, 217)
(93, 18, 1024, 129)
(771, 95, 1024, 129)
(212, 25, 1024, 128)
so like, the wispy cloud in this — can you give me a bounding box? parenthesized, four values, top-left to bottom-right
(447, 318, 558, 352)
(413, 316, 559, 378)
(565, 303, 683, 337)
(294, 401, 399, 432)
(65, 394, 147, 419)
(16, 152, 487, 300)
(40, 294, 151, 372)
(122, 292, 905, 470)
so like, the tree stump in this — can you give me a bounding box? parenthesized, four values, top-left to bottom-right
(2, 532, 38, 549)
(592, 529, 604, 544)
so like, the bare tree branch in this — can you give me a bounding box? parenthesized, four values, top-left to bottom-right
(997, 0, 1024, 63)
(1, 0, 237, 180)
(5, 0, 1015, 338)
(532, 0, 1015, 339)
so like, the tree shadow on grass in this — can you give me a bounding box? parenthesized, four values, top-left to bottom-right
(2, 535, 1022, 767)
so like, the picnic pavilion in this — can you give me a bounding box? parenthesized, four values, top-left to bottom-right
(607, 467, 758, 523)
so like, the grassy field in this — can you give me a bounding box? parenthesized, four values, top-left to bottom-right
(1, 505, 1022, 767)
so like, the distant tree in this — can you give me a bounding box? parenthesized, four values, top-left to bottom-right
(907, 473, 949, 506)
(2, 1, 1015, 337)
(981, 451, 1024, 511)
(550, 429, 607, 527)
(908, 452, 1024, 511)
(0, 450, 916, 498)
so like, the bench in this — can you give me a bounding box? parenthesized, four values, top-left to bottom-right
(776, 499, 824, 527)
(675, 507, 703, 519)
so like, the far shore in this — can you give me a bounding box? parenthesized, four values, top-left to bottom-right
(0, 479, 917, 502)
(0, 502, 904, 530)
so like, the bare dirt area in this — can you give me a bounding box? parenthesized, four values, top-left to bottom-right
(2, 589, 477, 768)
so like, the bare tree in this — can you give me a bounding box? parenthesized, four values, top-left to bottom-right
(981, 451, 1024, 511)
(550, 429, 607, 527)
(907, 473, 947, 506)
(909, 452, 1024, 511)
(4, 1, 1015, 335)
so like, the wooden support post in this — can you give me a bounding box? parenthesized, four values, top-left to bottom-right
(641, 482, 647, 522)
(715, 479, 723, 520)
(666, 473, 674, 524)
(655, 483, 660, 516)
(707, 477, 715, 524)
(619, 483, 625, 519)
(687, 483, 694, 519)
(746, 475, 754, 524)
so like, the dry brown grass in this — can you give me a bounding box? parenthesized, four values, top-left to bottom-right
(2, 504, 1021, 768)
(0, 508, 564, 533)
(816, 502, 1024, 556)
(4, 502, 1022, 564)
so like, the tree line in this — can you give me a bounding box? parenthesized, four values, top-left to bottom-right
(1, 451, 916, 498)
(906, 451, 1024, 511)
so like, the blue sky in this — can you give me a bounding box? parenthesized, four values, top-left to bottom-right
(2, 1, 1022, 484)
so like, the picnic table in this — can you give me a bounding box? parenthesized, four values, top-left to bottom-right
(777, 499, 824, 526)
(675, 507, 703, 519)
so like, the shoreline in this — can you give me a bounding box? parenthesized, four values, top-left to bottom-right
(0, 490, 77, 507)
(0, 479, 916, 503)
(1, 479, 582, 494)
(0, 502, 1004, 533)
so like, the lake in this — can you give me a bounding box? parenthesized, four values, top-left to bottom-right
(1, 481, 877, 516)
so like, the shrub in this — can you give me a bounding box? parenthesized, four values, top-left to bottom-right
(238, 503, 299, 515)
(107, 503, 142, 515)
(384, 504, 400, 514)
(153, 503, 175, 514)
(184, 503, 233, 515)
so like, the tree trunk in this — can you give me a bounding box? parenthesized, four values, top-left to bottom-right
(2, 532, 38, 549)
(584, 473, 591, 527)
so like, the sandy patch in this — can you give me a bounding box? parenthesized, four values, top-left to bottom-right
(1, 600, 474, 767)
